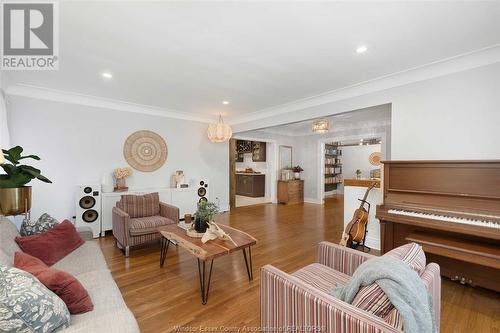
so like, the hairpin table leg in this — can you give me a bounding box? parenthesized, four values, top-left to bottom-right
(242, 246, 253, 281)
(160, 237, 170, 267)
(197, 258, 214, 305)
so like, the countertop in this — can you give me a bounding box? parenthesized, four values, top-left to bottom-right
(235, 172, 264, 175)
(343, 178, 381, 188)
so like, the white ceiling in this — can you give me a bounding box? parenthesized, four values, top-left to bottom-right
(5, 1, 500, 122)
(254, 104, 391, 137)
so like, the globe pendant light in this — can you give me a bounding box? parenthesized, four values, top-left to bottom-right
(207, 114, 232, 143)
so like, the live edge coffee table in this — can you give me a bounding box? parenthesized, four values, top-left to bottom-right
(157, 224, 257, 304)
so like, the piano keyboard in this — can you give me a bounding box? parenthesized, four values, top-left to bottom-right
(388, 209, 500, 229)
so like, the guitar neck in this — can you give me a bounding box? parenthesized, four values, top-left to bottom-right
(358, 183, 375, 208)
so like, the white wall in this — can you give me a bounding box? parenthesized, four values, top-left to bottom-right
(341, 144, 381, 179)
(7, 96, 229, 221)
(234, 62, 500, 161)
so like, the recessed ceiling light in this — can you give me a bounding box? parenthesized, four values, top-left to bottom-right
(222, 101, 229, 105)
(101, 72, 113, 79)
(356, 46, 368, 54)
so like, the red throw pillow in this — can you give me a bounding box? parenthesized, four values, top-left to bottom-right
(15, 220, 84, 266)
(14, 252, 94, 314)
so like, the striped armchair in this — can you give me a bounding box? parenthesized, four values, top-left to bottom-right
(112, 192, 179, 257)
(261, 242, 441, 333)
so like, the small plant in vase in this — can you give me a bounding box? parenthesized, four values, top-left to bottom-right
(292, 165, 304, 180)
(194, 201, 219, 233)
(355, 169, 362, 179)
(113, 167, 132, 192)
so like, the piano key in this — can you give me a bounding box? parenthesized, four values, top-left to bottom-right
(387, 209, 500, 229)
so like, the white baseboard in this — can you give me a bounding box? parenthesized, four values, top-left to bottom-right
(304, 197, 323, 204)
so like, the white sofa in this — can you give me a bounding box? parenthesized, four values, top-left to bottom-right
(0, 217, 140, 332)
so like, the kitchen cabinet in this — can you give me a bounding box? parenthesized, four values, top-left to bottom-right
(236, 140, 252, 153)
(235, 140, 266, 162)
(252, 141, 266, 162)
(236, 174, 265, 197)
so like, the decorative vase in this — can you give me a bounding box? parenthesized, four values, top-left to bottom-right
(294, 172, 300, 180)
(115, 178, 127, 191)
(0, 187, 32, 216)
(194, 217, 208, 233)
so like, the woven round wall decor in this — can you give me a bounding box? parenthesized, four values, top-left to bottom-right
(123, 130, 168, 172)
(369, 152, 381, 166)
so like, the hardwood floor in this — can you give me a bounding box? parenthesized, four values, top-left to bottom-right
(99, 197, 500, 333)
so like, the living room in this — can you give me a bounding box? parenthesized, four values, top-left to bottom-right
(0, 1, 499, 333)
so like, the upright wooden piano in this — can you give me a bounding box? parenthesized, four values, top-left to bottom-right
(376, 160, 500, 292)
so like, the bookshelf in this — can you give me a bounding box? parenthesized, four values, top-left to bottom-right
(324, 142, 342, 192)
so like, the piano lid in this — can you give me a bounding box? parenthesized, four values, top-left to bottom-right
(381, 160, 500, 216)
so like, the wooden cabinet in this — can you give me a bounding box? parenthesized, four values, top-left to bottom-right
(236, 174, 265, 197)
(235, 140, 266, 162)
(236, 140, 252, 153)
(277, 180, 304, 204)
(251, 141, 266, 162)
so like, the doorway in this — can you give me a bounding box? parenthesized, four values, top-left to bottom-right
(229, 137, 278, 209)
(319, 135, 386, 201)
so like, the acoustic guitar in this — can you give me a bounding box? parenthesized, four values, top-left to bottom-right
(339, 181, 377, 247)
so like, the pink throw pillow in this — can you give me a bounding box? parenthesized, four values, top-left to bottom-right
(15, 220, 84, 266)
(384, 242, 426, 275)
(351, 242, 426, 330)
(14, 251, 93, 314)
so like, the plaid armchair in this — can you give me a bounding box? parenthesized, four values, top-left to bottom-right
(261, 242, 441, 333)
(112, 192, 179, 257)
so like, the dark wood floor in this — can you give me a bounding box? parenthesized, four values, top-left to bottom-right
(99, 196, 500, 333)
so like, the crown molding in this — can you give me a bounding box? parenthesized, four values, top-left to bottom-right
(229, 44, 500, 125)
(5, 84, 213, 123)
(5, 44, 500, 127)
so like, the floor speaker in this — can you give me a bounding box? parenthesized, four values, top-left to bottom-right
(197, 179, 210, 203)
(75, 184, 101, 238)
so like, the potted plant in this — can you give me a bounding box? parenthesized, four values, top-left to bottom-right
(292, 165, 304, 180)
(194, 201, 219, 233)
(355, 169, 362, 179)
(0, 146, 52, 215)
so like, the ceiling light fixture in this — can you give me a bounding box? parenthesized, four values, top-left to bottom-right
(207, 114, 232, 143)
(101, 71, 113, 79)
(356, 46, 368, 54)
(312, 119, 329, 133)
(222, 101, 229, 105)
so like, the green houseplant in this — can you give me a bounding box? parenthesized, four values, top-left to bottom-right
(194, 201, 219, 233)
(0, 146, 52, 215)
(292, 165, 304, 179)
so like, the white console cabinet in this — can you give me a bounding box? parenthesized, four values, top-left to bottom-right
(101, 187, 198, 236)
